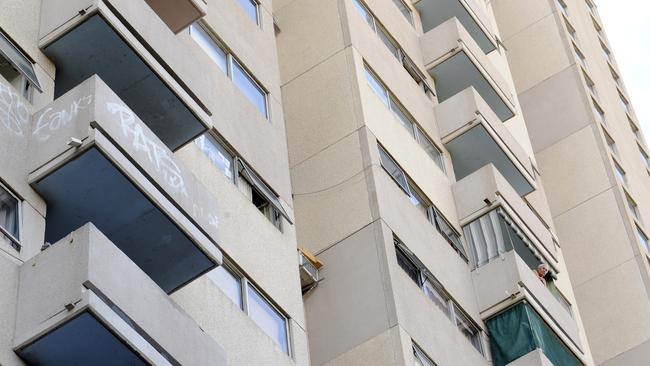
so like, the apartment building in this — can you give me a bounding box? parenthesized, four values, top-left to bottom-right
(489, 1, 650, 365)
(0, 0, 309, 365)
(275, 0, 595, 365)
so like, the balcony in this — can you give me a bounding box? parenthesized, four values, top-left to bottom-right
(437, 87, 534, 196)
(453, 165, 555, 260)
(39, 1, 211, 150)
(413, 0, 497, 54)
(486, 301, 583, 366)
(13, 223, 226, 366)
(422, 18, 515, 122)
(28, 76, 222, 293)
(507, 349, 554, 366)
(144, 0, 208, 33)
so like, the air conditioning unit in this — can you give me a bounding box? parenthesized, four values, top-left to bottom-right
(298, 248, 323, 294)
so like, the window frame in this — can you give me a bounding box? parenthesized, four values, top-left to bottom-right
(365, 65, 445, 174)
(190, 22, 269, 119)
(0, 181, 21, 251)
(394, 238, 485, 356)
(237, 158, 292, 225)
(390, 0, 414, 25)
(237, 0, 261, 25)
(353, 1, 433, 97)
(379, 144, 466, 261)
(0, 29, 42, 94)
(637, 225, 650, 253)
(208, 262, 292, 356)
(412, 342, 437, 366)
(613, 160, 627, 186)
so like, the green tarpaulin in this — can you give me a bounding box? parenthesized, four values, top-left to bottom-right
(487, 302, 581, 366)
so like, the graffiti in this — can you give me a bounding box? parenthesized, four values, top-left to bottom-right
(32, 95, 93, 141)
(0, 83, 30, 136)
(192, 203, 219, 229)
(106, 102, 189, 197)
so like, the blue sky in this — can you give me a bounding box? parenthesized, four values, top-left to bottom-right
(597, 1, 650, 140)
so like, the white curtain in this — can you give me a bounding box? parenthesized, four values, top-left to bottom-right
(464, 209, 508, 268)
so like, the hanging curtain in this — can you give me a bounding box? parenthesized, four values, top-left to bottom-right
(487, 302, 582, 366)
(464, 209, 510, 268)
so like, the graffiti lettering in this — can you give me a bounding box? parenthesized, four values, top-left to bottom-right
(0, 83, 30, 136)
(33, 95, 93, 141)
(106, 102, 189, 197)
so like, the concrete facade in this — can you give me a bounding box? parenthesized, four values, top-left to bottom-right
(0, 0, 645, 365)
(0, 0, 306, 365)
(490, 1, 650, 365)
(276, 0, 594, 365)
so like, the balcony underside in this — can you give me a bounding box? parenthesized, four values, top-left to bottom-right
(18, 311, 149, 366)
(429, 51, 514, 122)
(415, 0, 496, 53)
(447, 125, 533, 196)
(144, 0, 207, 34)
(42, 14, 204, 150)
(33, 147, 214, 293)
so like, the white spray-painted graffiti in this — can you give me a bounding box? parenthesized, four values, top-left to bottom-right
(106, 102, 218, 230)
(32, 95, 93, 141)
(0, 83, 30, 136)
(106, 102, 189, 197)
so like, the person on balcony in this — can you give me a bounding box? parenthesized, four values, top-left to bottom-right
(535, 263, 549, 284)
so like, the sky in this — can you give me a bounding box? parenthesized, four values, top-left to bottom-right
(597, 1, 650, 140)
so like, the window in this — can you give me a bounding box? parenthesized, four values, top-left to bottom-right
(630, 119, 643, 141)
(396, 242, 420, 284)
(353, 1, 433, 97)
(583, 71, 596, 97)
(592, 16, 604, 38)
(364, 67, 390, 106)
(190, 23, 269, 118)
(366, 67, 444, 172)
(639, 145, 650, 169)
(247, 286, 290, 354)
(391, 0, 413, 25)
(237, 0, 259, 24)
(453, 304, 483, 353)
(610, 66, 623, 89)
(619, 93, 631, 115)
(415, 127, 445, 172)
(232, 59, 268, 118)
(194, 134, 235, 181)
(585, 0, 595, 14)
(395, 239, 485, 356)
(380, 145, 464, 260)
(208, 265, 243, 308)
(626, 193, 640, 222)
(556, 0, 569, 17)
(189, 23, 228, 73)
(0, 30, 42, 99)
(614, 161, 627, 186)
(573, 44, 587, 69)
(601, 42, 612, 64)
(637, 226, 650, 253)
(413, 343, 436, 366)
(592, 99, 606, 125)
(238, 159, 292, 229)
(564, 18, 577, 43)
(194, 132, 291, 229)
(430, 207, 466, 260)
(208, 264, 290, 354)
(379, 145, 410, 194)
(0, 183, 19, 247)
(603, 129, 618, 156)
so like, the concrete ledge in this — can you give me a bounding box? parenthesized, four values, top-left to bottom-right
(14, 223, 227, 366)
